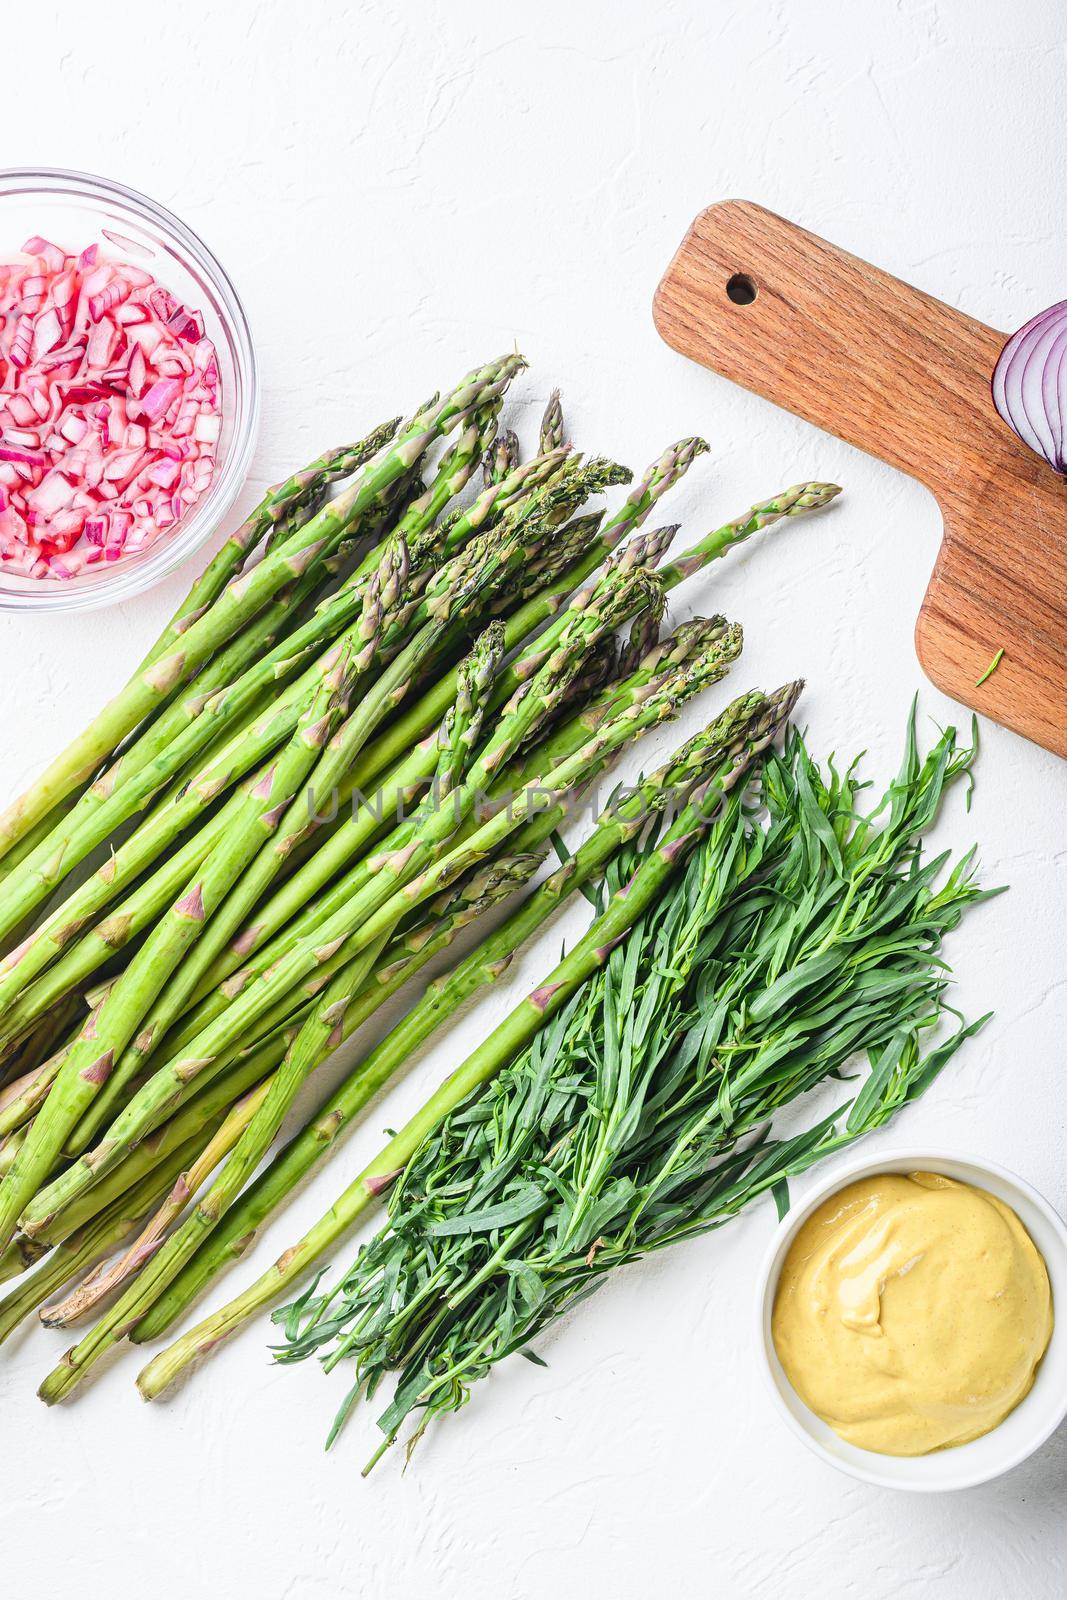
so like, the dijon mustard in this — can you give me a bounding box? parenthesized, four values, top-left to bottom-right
(772, 1171, 1053, 1456)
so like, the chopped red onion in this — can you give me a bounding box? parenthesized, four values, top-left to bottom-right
(138, 376, 182, 423)
(0, 236, 221, 575)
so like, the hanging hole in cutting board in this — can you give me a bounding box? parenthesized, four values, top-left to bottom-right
(725, 273, 757, 306)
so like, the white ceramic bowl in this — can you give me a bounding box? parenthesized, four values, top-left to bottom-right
(755, 1148, 1067, 1491)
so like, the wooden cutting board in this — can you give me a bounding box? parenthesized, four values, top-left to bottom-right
(653, 199, 1067, 758)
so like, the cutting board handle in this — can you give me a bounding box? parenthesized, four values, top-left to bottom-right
(654, 198, 1067, 758)
(653, 199, 1009, 495)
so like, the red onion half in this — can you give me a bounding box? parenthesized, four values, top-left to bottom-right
(991, 300, 1067, 475)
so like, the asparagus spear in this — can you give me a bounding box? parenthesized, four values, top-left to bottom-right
(0, 1138, 205, 1348)
(0, 1043, 68, 1143)
(0, 1204, 47, 1284)
(384, 406, 495, 569)
(483, 427, 519, 487)
(485, 481, 839, 710)
(0, 353, 524, 857)
(656, 481, 841, 587)
(132, 688, 794, 1397)
(490, 524, 675, 698)
(539, 389, 565, 454)
(438, 445, 569, 556)
(0, 789, 87, 885)
(0, 1124, 28, 1187)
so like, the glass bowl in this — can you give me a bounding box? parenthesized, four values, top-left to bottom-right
(0, 167, 258, 614)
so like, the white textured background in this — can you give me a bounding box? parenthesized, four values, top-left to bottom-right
(3, 2, 1067, 1595)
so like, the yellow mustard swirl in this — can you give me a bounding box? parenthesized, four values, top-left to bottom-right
(772, 1171, 1053, 1456)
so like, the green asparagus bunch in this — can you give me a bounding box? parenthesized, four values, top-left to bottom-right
(0, 351, 847, 1410)
(36, 600, 760, 1398)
